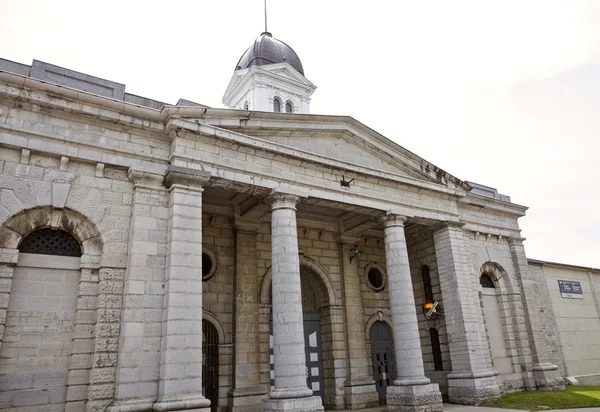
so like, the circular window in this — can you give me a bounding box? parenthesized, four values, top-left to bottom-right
(202, 249, 218, 281)
(365, 264, 386, 291)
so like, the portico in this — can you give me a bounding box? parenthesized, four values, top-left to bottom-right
(0, 54, 566, 412)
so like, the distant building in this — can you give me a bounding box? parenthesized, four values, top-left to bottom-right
(0, 32, 574, 412)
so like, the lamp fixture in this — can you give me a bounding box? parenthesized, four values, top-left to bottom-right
(349, 247, 361, 263)
(423, 301, 443, 319)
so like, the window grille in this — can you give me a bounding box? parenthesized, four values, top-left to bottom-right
(480, 273, 495, 288)
(422, 265, 434, 302)
(18, 229, 82, 257)
(430, 328, 444, 371)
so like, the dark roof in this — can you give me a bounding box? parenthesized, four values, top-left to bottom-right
(235, 32, 304, 75)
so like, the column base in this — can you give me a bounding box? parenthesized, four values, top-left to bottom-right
(228, 386, 267, 412)
(153, 394, 210, 411)
(386, 383, 443, 412)
(343, 379, 379, 409)
(263, 395, 323, 412)
(533, 363, 565, 391)
(447, 373, 501, 405)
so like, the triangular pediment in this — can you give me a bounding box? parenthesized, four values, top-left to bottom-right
(254, 131, 436, 183)
(184, 110, 469, 193)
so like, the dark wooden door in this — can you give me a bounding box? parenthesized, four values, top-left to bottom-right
(370, 321, 396, 405)
(303, 314, 324, 403)
(269, 314, 324, 403)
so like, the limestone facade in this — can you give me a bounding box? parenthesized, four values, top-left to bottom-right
(0, 58, 567, 412)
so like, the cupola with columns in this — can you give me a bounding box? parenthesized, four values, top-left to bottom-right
(222, 31, 317, 113)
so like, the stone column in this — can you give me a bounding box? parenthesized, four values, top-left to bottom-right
(263, 193, 323, 412)
(229, 219, 267, 411)
(509, 238, 564, 391)
(337, 235, 378, 409)
(381, 214, 443, 412)
(111, 170, 169, 412)
(432, 222, 501, 404)
(153, 166, 211, 412)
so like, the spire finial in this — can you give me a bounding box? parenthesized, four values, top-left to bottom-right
(264, 0, 268, 33)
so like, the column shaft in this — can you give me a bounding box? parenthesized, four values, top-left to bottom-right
(433, 222, 500, 404)
(382, 214, 442, 412)
(154, 167, 211, 412)
(264, 193, 322, 412)
(111, 171, 169, 412)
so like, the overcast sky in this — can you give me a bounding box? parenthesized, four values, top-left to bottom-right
(2, 1, 599, 267)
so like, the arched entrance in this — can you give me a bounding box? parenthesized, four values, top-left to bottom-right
(300, 269, 325, 401)
(268, 264, 331, 405)
(202, 319, 219, 412)
(370, 321, 396, 405)
(480, 273, 512, 376)
(0, 228, 82, 409)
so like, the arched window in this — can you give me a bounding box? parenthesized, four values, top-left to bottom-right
(480, 273, 495, 288)
(422, 265, 434, 302)
(430, 328, 443, 371)
(273, 98, 281, 112)
(243, 101, 249, 110)
(285, 101, 293, 113)
(18, 229, 82, 257)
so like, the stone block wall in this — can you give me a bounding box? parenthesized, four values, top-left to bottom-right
(202, 215, 234, 411)
(358, 237, 389, 383)
(406, 231, 451, 396)
(0, 139, 133, 411)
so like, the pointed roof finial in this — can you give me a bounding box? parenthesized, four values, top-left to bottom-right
(264, 0, 268, 33)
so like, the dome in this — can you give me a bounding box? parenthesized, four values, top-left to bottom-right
(235, 32, 304, 75)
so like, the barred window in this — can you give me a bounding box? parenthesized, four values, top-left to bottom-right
(422, 265, 434, 302)
(480, 273, 495, 288)
(18, 229, 82, 257)
(430, 328, 444, 371)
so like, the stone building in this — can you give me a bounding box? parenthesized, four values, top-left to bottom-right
(0, 32, 566, 412)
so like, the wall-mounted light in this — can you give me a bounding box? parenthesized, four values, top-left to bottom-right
(340, 175, 355, 188)
(349, 247, 361, 263)
(423, 301, 443, 319)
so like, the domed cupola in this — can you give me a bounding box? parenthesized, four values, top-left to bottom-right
(236, 32, 304, 76)
(223, 32, 316, 114)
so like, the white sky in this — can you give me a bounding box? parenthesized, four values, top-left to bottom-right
(2, 0, 599, 267)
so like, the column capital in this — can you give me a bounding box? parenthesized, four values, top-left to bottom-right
(127, 169, 164, 189)
(265, 192, 301, 210)
(379, 213, 407, 228)
(164, 166, 211, 191)
(431, 220, 465, 234)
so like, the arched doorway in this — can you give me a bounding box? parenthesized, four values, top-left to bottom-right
(480, 273, 512, 376)
(0, 228, 82, 409)
(300, 269, 325, 402)
(370, 321, 396, 405)
(268, 264, 329, 405)
(203, 319, 219, 412)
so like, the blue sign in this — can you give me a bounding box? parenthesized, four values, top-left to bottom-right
(558, 280, 584, 299)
